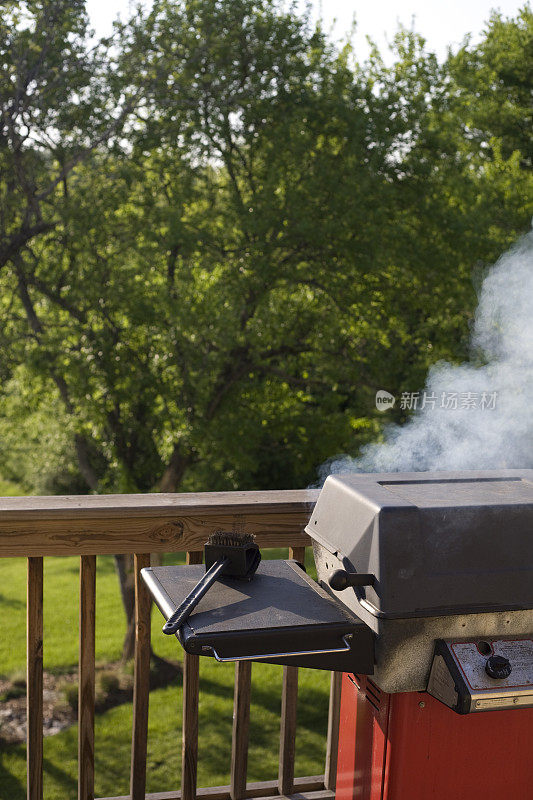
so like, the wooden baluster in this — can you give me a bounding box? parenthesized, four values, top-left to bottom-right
(278, 665, 299, 796)
(27, 557, 43, 800)
(277, 546, 305, 797)
(230, 661, 252, 800)
(130, 554, 152, 800)
(182, 551, 202, 800)
(79, 555, 96, 800)
(324, 672, 342, 791)
(288, 546, 306, 568)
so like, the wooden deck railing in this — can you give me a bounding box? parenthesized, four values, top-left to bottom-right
(0, 489, 342, 800)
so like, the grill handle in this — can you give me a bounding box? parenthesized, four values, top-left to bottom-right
(205, 634, 354, 663)
(162, 558, 229, 635)
(328, 569, 375, 591)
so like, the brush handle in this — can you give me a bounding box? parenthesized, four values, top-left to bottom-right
(162, 558, 229, 635)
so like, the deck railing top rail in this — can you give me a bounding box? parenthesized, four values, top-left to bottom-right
(0, 488, 319, 557)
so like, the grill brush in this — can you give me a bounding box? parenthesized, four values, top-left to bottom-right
(162, 532, 261, 635)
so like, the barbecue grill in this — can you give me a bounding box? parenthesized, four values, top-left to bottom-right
(143, 469, 533, 799)
(308, 469, 533, 693)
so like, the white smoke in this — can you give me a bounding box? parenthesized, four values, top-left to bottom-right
(320, 228, 533, 478)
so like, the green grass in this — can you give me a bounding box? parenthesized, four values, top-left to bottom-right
(0, 555, 128, 674)
(0, 550, 329, 800)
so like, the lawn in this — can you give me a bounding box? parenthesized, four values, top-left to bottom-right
(0, 550, 330, 799)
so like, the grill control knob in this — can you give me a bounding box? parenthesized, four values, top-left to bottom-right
(485, 654, 512, 680)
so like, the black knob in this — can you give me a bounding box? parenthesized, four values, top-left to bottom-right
(485, 654, 512, 679)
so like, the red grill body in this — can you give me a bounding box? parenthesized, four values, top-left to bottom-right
(337, 672, 533, 800)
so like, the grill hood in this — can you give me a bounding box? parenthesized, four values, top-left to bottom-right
(306, 470, 533, 621)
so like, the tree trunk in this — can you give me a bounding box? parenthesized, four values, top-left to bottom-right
(73, 434, 100, 492)
(159, 443, 195, 492)
(114, 553, 137, 662)
(114, 444, 193, 660)
(70, 439, 192, 661)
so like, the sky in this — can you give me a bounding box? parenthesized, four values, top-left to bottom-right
(86, 0, 528, 60)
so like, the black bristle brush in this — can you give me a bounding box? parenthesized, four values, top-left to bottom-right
(162, 531, 261, 635)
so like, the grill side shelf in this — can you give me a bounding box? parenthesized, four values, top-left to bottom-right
(143, 560, 374, 673)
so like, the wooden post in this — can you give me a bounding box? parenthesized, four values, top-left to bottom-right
(288, 545, 306, 566)
(27, 557, 43, 800)
(324, 672, 342, 790)
(230, 661, 252, 800)
(130, 554, 152, 800)
(79, 555, 96, 800)
(181, 551, 203, 800)
(278, 666, 299, 796)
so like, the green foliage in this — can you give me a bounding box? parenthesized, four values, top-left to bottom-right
(448, 6, 533, 168)
(63, 683, 79, 713)
(0, 1, 531, 496)
(97, 671, 120, 695)
(0, 477, 21, 496)
(0, 367, 88, 494)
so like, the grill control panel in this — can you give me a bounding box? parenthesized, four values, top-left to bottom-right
(427, 638, 533, 714)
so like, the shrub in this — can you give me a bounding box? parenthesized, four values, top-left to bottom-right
(63, 684, 78, 712)
(98, 671, 120, 695)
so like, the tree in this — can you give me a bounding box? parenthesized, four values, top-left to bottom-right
(0, 0, 144, 485)
(0, 0, 150, 658)
(448, 6, 532, 169)
(1, 1, 531, 657)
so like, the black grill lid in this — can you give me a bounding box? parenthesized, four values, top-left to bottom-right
(306, 470, 533, 620)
